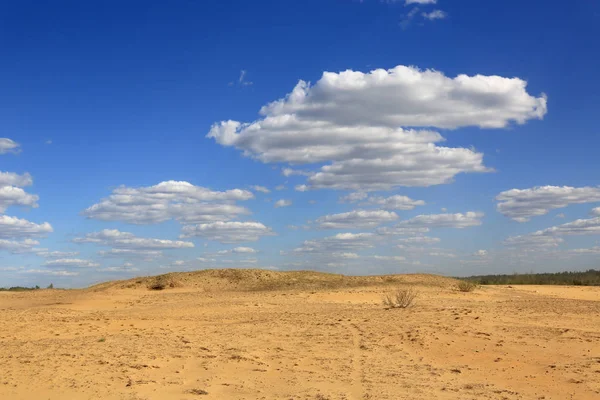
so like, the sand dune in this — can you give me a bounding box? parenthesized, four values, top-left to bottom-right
(1, 269, 599, 399)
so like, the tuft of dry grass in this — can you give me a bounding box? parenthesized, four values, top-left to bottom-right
(457, 280, 478, 292)
(382, 287, 418, 309)
(147, 275, 179, 291)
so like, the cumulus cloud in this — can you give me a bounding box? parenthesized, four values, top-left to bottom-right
(473, 250, 488, 257)
(43, 258, 100, 268)
(342, 193, 425, 210)
(293, 232, 375, 254)
(75, 229, 195, 251)
(83, 180, 253, 225)
(316, 210, 398, 229)
(569, 246, 600, 255)
(98, 248, 163, 259)
(405, 0, 436, 4)
(180, 221, 275, 243)
(0, 138, 21, 154)
(503, 233, 564, 248)
(376, 226, 430, 236)
(0, 215, 53, 238)
(398, 236, 440, 244)
(422, 10, 447, 20)
(209, 66, 545, 191)
(399, 212, 484, 228)
(496, 186, 600, 222)
(20, 269, 79, 276)
(282, 168, 310, 177)
(0, 238, 40, 253)
(274, 199, 292, 208)
(591, 207, 600, 216)
(372, 255, 406, 261)
(36, 250, 80, 258)
(252, 185, 270, 194)
(0, 172, 33, 187)
(0, 186, 39, 212)
(100, 263, 140, 273)
(216, 246, 258, 255)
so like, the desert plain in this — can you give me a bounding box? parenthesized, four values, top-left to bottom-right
(1, 269, 599, 400)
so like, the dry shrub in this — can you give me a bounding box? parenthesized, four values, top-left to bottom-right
(457, 280, 477, 292)
(147, 275, 178, 291)
(383, 287, 418, 309)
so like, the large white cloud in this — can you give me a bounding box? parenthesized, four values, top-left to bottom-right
(180, 221, 275, 243)
(0, 138, 21, 154)
(399, 212, 484, 228)
(315, 210, 398, 229)
(83, 181, 253, 224)
(208, 66, 544, 190)
(0, 215, 53, 238)
(0, 186, 39, 212)
(496, 186, 600, 222)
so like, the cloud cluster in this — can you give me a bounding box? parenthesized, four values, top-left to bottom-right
(504, 216, 600, 250)
(496, 186, 600, 222)
(74, 229, 194, 262)
(341, 192, 425, 210)
(0, 238, 40, 254)
(180, 221, 275, 243)
(209, 65, 545, 191)
(315, 210, 398, 229)
(43, 259, 100, 268)
(0, 171, 39, 213)
(83, 180, 253, 224)
(0, 215, 53, 238)
(399, 212, 484, 228)
(293, 233, 375, 254)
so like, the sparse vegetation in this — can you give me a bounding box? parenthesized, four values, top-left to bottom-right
(147, 274, 178, 290)
(0, 286, 41, 292)
(188, 388, 208, 395)
(382, 287, 418, 309)
(456, 280, 477, 292)
(98, 338, 106, 343)
(466, 269, 600, 286)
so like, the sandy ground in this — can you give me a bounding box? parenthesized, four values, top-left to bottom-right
(1, 272, 599, 400)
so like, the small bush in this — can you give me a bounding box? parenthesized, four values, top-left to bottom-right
(147, 275, 177, 291)
(383, 287, 418, 309)
(457, 280, 477, 292)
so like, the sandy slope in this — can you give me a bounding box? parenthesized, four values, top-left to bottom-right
(0, 270, 599, 400)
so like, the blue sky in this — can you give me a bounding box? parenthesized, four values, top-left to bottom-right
(1, 0, 600, 287)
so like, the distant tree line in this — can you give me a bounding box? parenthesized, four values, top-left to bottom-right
(0, 283, 54, 291)
(464, 269, 600, 286)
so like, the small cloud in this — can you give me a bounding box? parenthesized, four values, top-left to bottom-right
(400, 7, 420, 29)
(556, 213, 566, 219)
(295, 185, 309, 192)
(422, 9, 447, 20)
(45, 140, 52, 145)
(274, 199, 292, 208)
(252, 185, 270, 194)
(239, 70, 253, 86)
(275, 185, 286, 191)
(473, 250, 488, 257)
(405, 0, 436, 4)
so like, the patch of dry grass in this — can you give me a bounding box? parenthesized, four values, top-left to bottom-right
(382, 287, 418, 309)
